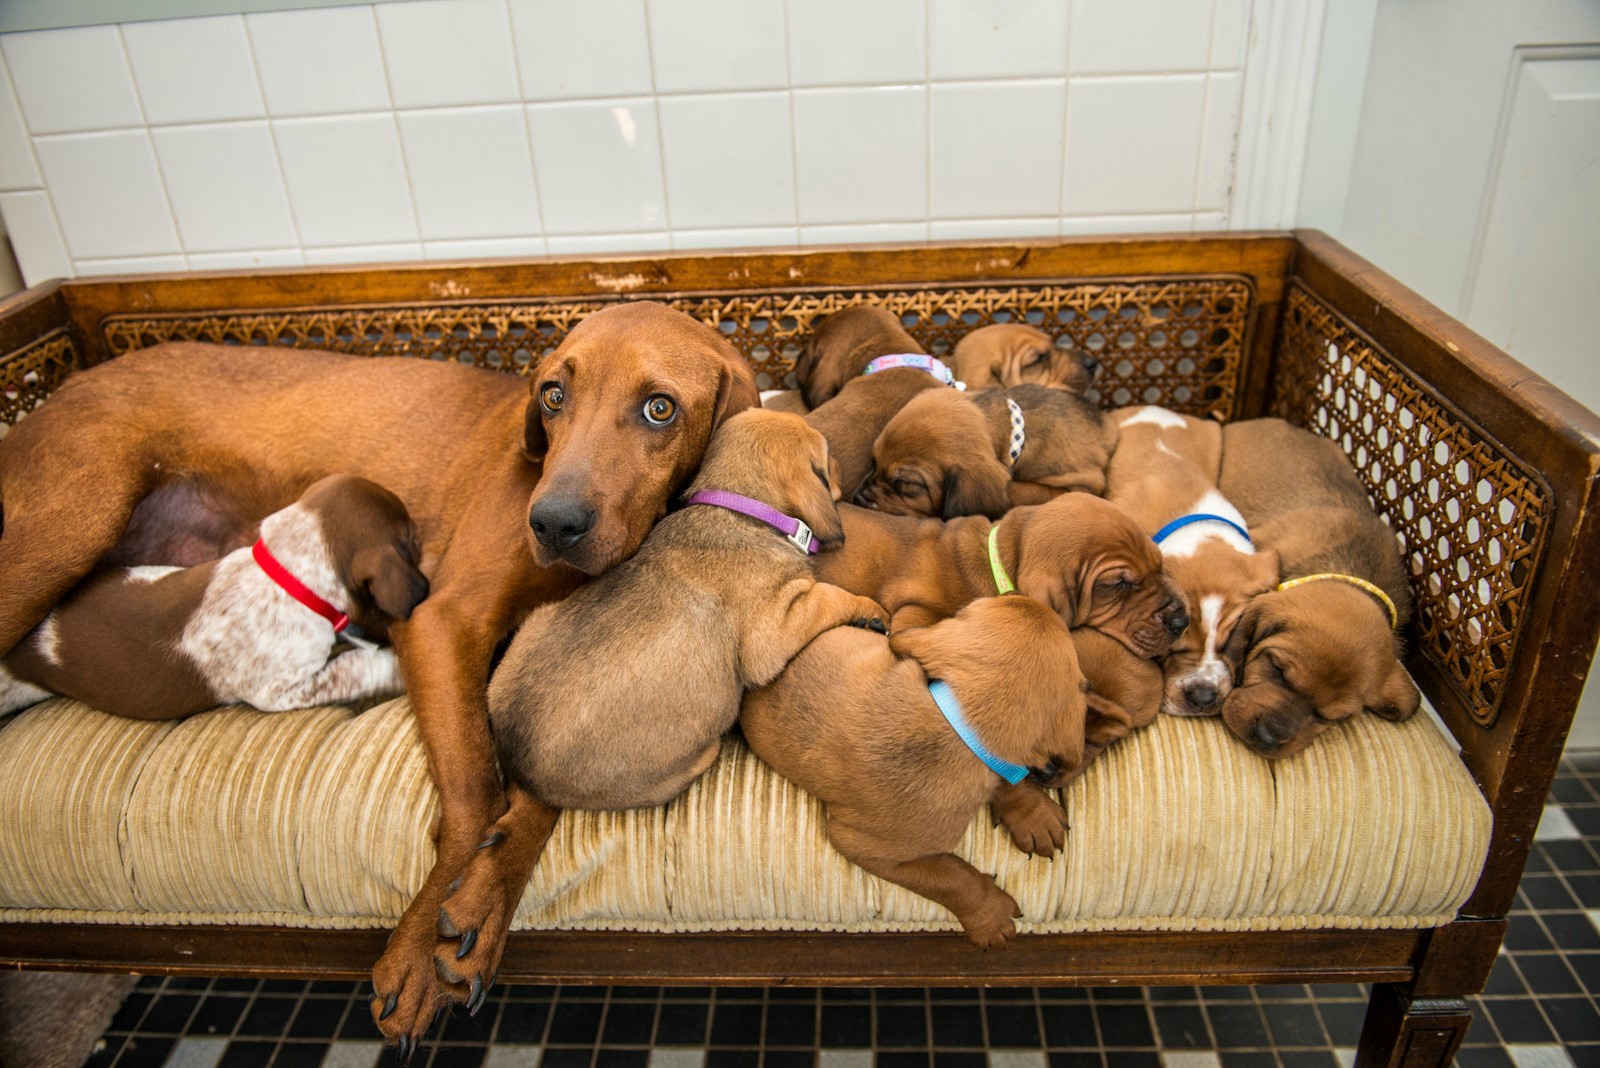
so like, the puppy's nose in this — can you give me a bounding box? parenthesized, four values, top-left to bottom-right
(1248, 720, 1284, 751)
(529, 497, 596, 550)
(1183, 681, 1218, 710)
(1163, 603, 1190, 637)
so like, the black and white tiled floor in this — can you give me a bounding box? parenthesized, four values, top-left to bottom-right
(84, 753, 1600, 1068)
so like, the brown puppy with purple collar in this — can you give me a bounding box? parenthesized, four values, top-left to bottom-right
(950, 324, 1099, 394)
(1216, 418, 1420, 759)
(741, 595, 1084, 947)
(856, 384, 1115, 518)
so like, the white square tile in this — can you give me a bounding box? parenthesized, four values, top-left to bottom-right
(1196, 71, 1242, 211)
(788, 0, 925, 86)
(1063, 75, 1207, 215)
(510, 0, 653, 100)
(186, 248, 305, 271)
(1061, 213, 1193, 235)
(646, 0, 788, 93)
(648, 1050, 706, 1068)
(33, 131, 179, 258)
(1160, 1054, 1221, 1068)
(988, 1053, 1047, 1068)
(671, 227, 798, 250)
(527, 99, 666, 234)
(1, 26, 143, 134)
(1333, 1049, 1356, 1068)
(75, 254, 189, 276)
(1507, 1045, 1578, 1068)
(0, 190, 73, 285)
(929, 0, 1070, 80)
(1537, 804, 1582, 841)
(930, 81, 1065, 219)
(658, 93, 795, 229)
(1070, 0, 1215, 74)
(1192, 211, 1228, 231)
(794, 87, 926, 224)
(377, 0, 519, 109)
(122, 16, 263, 125)
(815, 1054, 868, 1068)
(1210, 0, 1249, 69)
(274, 114, 417, 248)
(247, 6, 390, 117)
(929, 217, 1059, 240)
(485, 1046, 544, 1068)
(398, 106, 540, 240)
(302, 243, 424, 266)
(799, 222, 928, 246)
(545, 232, 671, 255)
(322, 1040, 385, 1068)
(152, 122, 297, 252)
(424, 236, 549, 260)
(0, 54, 41, 190)
(159, 1036, 228, 1068)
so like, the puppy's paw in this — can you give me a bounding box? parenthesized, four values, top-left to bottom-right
(961, 886, 1023, 949)
(432, 831, 520, 1016)
(848, 617, 890, 635)
(991, 786, 1070, 859)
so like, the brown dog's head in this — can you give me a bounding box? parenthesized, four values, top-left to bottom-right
(1158, 544, 1280, 717)
(685, 409, 847, 552)
(1218, 581, 1420, 759)
(524, 301, 760, 575)
(890, 595, 1085, 781)
(297, 473, 430, 638)
(950, 324, 1098, 394)
(855, 390, 1011, 519)
(795, 305, 923, 409)
(1004, 494, 1190, 658)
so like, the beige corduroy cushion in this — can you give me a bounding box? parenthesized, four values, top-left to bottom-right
(0, 697, 1489, 932)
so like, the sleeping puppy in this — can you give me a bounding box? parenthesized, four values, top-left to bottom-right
(741, 596, 1084, 947)
(1104, 406, 1280, 717)
(1216, 418, 1420, 759)
(806, 373, 944, 502)
(0, 474, 427, 719)
(950, 324, 1098, 394)
(856, 384, 1115, 518)
(488, 408, 888, 811)
(794, 305, 941, 408)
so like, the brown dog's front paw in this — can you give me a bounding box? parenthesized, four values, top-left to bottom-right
(849, 617, 889, 634)
(371, 929, 452, 1058)
(991, 784, 1070, 859)
(432, 834, 519, 1015)
(962, 886, 1023, 949)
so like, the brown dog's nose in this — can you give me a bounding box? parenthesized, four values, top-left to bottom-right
(529, 497, 596, 551)
(1162, 602, 1190, 637)
(1184, 680, 1218, 710)
(1248, 719, 1285, 751)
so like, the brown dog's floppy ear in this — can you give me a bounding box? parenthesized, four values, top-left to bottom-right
(523, 397, 548, 460)
(1014, 556, 1077, 625)
(940, 461, 1011, 520)
(354, 546, 431, 621)
(1220, 600, 1262, 681)
(712, 359, 762, 431)
(1370, 662, 1421, 722)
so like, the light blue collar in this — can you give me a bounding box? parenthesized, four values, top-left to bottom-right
(928, 679, 1029, 784)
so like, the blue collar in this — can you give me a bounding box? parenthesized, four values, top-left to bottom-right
(1151, 513, 1252, 546)
(928, 679, 1029, 784)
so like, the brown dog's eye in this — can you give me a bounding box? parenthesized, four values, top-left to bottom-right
(541, 385, 564, 413)
(643, 395, 677, 426)
(893, 478, 923, 497)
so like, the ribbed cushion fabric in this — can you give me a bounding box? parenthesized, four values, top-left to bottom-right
(0, 697, 1490, 932)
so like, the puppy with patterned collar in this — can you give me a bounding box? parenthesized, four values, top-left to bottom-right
(0, 474, 428, 720)
(1104, 405, 1280, 717)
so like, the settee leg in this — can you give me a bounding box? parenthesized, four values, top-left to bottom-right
(1354, 983, 1471, 1068)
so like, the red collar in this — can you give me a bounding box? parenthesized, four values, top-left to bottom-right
(251, 539, 350, 632)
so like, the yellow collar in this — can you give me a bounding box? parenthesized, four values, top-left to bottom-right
(1275, 573, 1399, 629)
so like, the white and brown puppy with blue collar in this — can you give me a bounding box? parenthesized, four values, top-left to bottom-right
(1104, 406, 1280, 717)
(0, 473, 428, 720)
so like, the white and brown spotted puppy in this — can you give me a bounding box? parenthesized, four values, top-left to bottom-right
(488, 409, 888, 812)
(1105, 406, 1280, 717)
(950, 324, 1098, 394)
(1216, 418, 1420, 759)
(0, 474, 428, 720)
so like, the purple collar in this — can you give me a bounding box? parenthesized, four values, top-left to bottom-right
(863, 353, 960, 388)
(682, 490, 819, 554)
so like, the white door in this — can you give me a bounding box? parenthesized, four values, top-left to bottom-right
(1332, 0, 1600, 746)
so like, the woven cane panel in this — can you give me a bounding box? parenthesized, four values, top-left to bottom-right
(100, 276, 1254, 419)
(0, 330, 82, 438)
(1271, 285, 1549, 728)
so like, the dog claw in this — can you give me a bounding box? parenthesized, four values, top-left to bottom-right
(468, 975, 486, 1015)
(396, 1034, 412, 1063)
(478, 831, 505, 850)
(378, 992, 398, 1021)
(456, 928, 478, 959)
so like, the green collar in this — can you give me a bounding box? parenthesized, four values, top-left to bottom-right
(987, 525, 1015, 594)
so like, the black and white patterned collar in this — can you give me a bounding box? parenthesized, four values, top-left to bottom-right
(1006, 397, 1025, 466)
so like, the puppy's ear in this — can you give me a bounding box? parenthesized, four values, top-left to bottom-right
(940, 461, 1011, 520)
(1248, 548, 1282, 592)
(1370, 661, 1421, 722)
(1015, 559, 1077, 625)
(1219, 601, 1261, 682)
(523, 398, 548, 460)
(888, 626, 938, 667)
(1030, 468, 1107, 496)
(354, 546, 431, 621)
(713, 359, 762, 430)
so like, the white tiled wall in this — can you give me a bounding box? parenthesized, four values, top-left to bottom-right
(0, 0, 1254, 285)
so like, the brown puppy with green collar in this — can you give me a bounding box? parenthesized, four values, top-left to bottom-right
(741, 596, 1084, 947)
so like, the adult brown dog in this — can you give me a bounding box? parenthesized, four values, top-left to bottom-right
(855, 384, 1115, 517)
(1216, 418, 1420, 759)
(949, 323, 1098, 393)
(0, 301, 758, 1051)
(741, 596, 1083, 947)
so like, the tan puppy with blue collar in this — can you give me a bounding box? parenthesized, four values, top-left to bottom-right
(1104, 406, 1279, 717)
(741, 595, 1084, 947)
